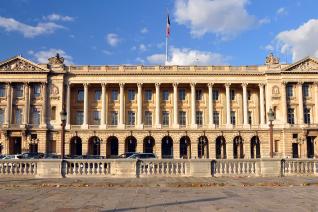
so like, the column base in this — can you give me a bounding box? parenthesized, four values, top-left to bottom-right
(243, 124, 250, 129)
(117, 124, 125, 129)
(99, 124, 107, 129)
(208, 124, 216, 129)
(137, 124, 144, 129)
(172, 124, 180, 129)
(226, 124, 233, 129)
(81, 124, 89, 129)
(191, 124, 198, 129)
(155, 124, 162, 129)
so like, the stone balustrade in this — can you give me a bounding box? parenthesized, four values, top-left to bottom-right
(138, 159, 189, 177)
(0, 160, 37, 176)
(212, 159, 259, 177)
(282, 159, 318, 176)
(0, 158, 317, 178)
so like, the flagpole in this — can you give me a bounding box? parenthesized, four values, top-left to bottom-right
(165, 36, 168, 65)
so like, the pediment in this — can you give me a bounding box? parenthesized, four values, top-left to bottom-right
(0, 56, 49, 73)
(282, 57, 318, 72)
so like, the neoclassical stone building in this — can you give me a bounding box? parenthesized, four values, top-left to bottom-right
(0, 53, 317, 159)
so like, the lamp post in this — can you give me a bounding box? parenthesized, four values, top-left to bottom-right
(268, 108, 275, 158)
(60, 107, 67, 159)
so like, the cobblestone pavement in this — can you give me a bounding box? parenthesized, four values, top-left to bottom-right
(0, 177, 317, 212)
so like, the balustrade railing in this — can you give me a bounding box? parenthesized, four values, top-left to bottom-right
(282, 159, 318, 176)
(65, 159, 111, 177)
(212, 159, 258, 176)
(0, 160, 37, 176)
(138, 159, 189, 177)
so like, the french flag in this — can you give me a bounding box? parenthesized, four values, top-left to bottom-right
(166, 14, 170, 38)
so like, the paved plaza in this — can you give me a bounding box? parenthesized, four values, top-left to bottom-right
(0, 177, 317, 211)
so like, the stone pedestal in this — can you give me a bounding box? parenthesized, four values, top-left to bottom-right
(189, 159, 211, 177)
(260, 158, 282, 177)
(111, 159, 137, 178)
(36, 160, 63, 178)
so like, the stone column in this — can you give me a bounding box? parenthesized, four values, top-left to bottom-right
(259, 83, 265, 126)
(191, 83, 197, 128)
(119, 83, 125, 128)
(315, 82, 318, 124)
(82, 83, 89, 128)
(5, 83, 11, 126)
(40, 82, 47, 127)
(298, 82, 304, 125)
(225, 83, 232, 128)
(23, 82, 30, 125)
(281, 82, 287, 124)
(66, 83, 71, 129)
(155, 83, 161, 128)
(173, 83, 179, 128)
(137, 83, 143, 129)
(242, 83, 249, 127)
(208, 83, 215, 128)
(100, 83, 107, 128)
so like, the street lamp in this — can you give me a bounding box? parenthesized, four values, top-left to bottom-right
(60, 107, 67, 159)
(268, 107, 275, 158)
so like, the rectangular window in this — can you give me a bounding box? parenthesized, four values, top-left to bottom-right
(0, 109, 4, 124)
(287, 85, 293, 97)
(93, 111, 101, 124)
(49, 140, 56, 154)
(111, 111, 118, 125)
(162, 90, 169, 101)
(179, 89, 186, 101)
(51, 106, 56, 121)
(248, 111, 252, 125)
(247, 90, 251, 100)
(230, 111, 236, 125)
(195, 89, 202, 101)
(230, 89, 235, 100)
(15, 84, 23, 98)
(95, 90, 101, 101)
(145, 89, 152, 101)
(179, 111, 186, 126)
(212, 90, 219, 101)
(287, 108, 295, 124)
(32, 107, 40, 125)
(144, 111, 152, 126)
(128, 89, 135, 101)
(0, 84, 5, 97)
(15, 108, 22, 124)
(111, 90, 118, 101)
(304, 108, 311, 124)
(196, 111, 203, 126)
(33, 84, 41, 98)
(77, 90, 84, 101)
(303, 84, 309, 97)
(76, 111, 84, 125)
(213, 111, 219, 125)
(162, 111, 169, 126)
(128, 111, 135, 126)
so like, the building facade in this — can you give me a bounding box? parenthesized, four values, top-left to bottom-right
(0, 53, 317, 159)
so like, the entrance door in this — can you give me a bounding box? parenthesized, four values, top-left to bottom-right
(307, 137, 315, 158)
(10, 137, 22, 154)
(292, 143, 298, 158)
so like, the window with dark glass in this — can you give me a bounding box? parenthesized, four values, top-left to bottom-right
(179, 111, 186, 126)
(287, 108, 295, 124)
(162, 111, 169, 126)
(179, 89, 186, 100)
(303, 84, 309, 97)
(51, 106, 56, 121)
(304, 108, 311, 124)
(0, 84, 5, 97)
(111, 90, 119, 101)
(195, 89, 202, 101)
(145, 89, 152, 101)
(32, 107, 40, 125)
(15, 108, 22, 124)
(93, 111, 101, 124)
(95, 90, 101, 101)
(0, 109, 4, 124)
(128, 111, 135, 126)
(212, 90, 219, 100)
(230, 89, 235, 100)
(128, 89, 135, 101)
(33, 84, 41, 98)
(196, 111, 203, 126)
(144, 111, 152, 126)
(247, 90, 251, 100)
(213, 111, 219, 125)
(287, 85, 293, 97)
(248, 111, 252, 124)
(15, 84, 23, 98)
(230, 111, 236, 125)
(162, 90, 169, 101)
(111, 111, 118, 125)
(77, 90, 84, 101)
(76, 111, 83, 125)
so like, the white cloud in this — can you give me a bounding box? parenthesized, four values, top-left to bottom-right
(276, 7, 287, 16)
(0, 16, 64, 38)
(106, 33, 120, 47)
(156, 42, 165, 49)
(102, 50, 112, 55)
(136, 57, 145, 63)
(174, 0, 256, 39)
(139, 44, 147, 51)
(140, 27, 148, 34)
(275, 19, 318, 62)
(146, 48, 227, 65)
(44, 13, 74, 22)
(28, 48, 73, 65)
(264, 44, 274, 52)
(259, 18, 271, 25)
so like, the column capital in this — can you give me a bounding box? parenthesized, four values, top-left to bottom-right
(119, 83, 125, 88)
(297, 81, 304, 85)
(190, 82, 196, 87)
(281, 81, 288, 85)
(137, 83, 143, 88)
(258, 83, 265, 88)
(155, 83, 161, 87)
(173, 82, 178, 87)
(83, 83, 89, 87)
(101, 82, 107, 87)
(225, 83, 231, 88)
(23, 81, 30, 86)
(207, 83, 214, 88)
(313, 81, 318, 86)
(241, 83, 248, 87)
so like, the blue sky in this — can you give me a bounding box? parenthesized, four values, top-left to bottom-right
(0, 0, 317, 66)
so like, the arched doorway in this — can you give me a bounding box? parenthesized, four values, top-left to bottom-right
(216, 136, 226, 159)
(307, 136, 315, 158)
(125, 136, 137, 153)
(180, 136, 191, 159)
(106, 136, 118, 158)
(88, 136, 101, 155)
(251, 136, 261, 159)
(233, 136, 244, 159)
(198, 136, 208, 159)
(9, 137, 22, 154)
(143, 136, 155, 153)
(70, 136, 82, 156)
(162, 136, 173, 159)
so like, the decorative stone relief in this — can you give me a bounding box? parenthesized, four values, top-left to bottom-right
(265, 53, 279, 65)
(0, 58, 44, 72)
(293, 60, 318, 72)
(48, 53, 64, 66)
(50, 84, 60, 100)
